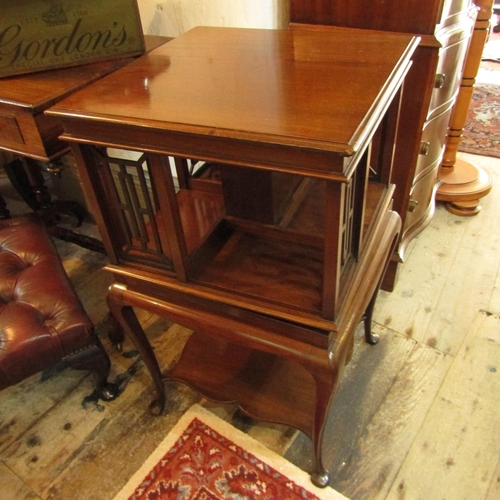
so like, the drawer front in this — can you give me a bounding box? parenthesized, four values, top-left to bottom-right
(439, 0, 473, 28)
(428, 36, 470, 119)
(0, 104, 58, 161)
(415, 107, 453, 180)
(0, 112, 24, 145)
(404, 165, 440, 237)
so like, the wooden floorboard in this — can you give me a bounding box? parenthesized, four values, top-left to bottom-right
(0, 461, 41, 500)
(486, 455, 500, 500)
(330, 338, 453, 500)
(386, 310, 500, 500)
(0, 152, 499, 499)
(374, 206, 468, 348)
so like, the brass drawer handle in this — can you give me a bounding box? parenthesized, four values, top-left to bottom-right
(420, 141, 431, 155)
(408, 200, 419, 213)
(435, 73, 446, 89)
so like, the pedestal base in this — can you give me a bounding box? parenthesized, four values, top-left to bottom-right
(436, 158, 493, 216)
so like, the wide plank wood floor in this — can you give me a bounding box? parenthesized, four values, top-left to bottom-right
(0, 152, 499, 500)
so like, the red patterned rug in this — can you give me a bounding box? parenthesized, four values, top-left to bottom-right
(113, 405, 347, 500)
(459, 82, 500, 158)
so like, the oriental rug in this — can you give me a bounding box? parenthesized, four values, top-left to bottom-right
(459, 82, 500, 159)
(113, 404, 348, 500)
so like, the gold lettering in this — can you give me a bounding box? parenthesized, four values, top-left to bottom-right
(0, 20, 130, 69)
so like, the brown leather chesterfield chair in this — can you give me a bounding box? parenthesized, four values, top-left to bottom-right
(0, 215, 117, 400)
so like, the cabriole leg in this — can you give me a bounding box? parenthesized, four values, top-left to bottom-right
(107, 286, 166, 415)
(363, 291, 380, 345)
(309, 370, 336, 488)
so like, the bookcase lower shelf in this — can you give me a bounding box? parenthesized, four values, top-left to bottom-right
(167, 330, 318, 438)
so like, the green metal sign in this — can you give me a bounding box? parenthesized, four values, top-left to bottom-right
(0, 0, 145, 77)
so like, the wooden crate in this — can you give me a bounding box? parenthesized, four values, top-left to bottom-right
(0, 0, 145, 78)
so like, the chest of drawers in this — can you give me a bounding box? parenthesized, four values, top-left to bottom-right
(290, 0, 476, 288)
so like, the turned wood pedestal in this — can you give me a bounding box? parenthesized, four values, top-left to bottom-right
(437, 0, 495, 216)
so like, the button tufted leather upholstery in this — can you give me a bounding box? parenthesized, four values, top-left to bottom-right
(0, 215, 117, 400)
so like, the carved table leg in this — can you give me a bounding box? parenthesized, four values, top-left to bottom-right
(47, 226, 105, 253)
(107, 284, 166, 415)
(3, 156, 105, 252)
(310, 373, 334, 487)
(24, 158, 88, 227)
(364, 231, 400, 345)
(23, 157, 53, 211)
(363, 291, 381, 345)
(0, 192, 10, 219)
(308, 342, 351, 488)
(3, 157, 40, 211)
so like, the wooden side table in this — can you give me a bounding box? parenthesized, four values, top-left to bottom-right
(48, 26, 418, 486)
